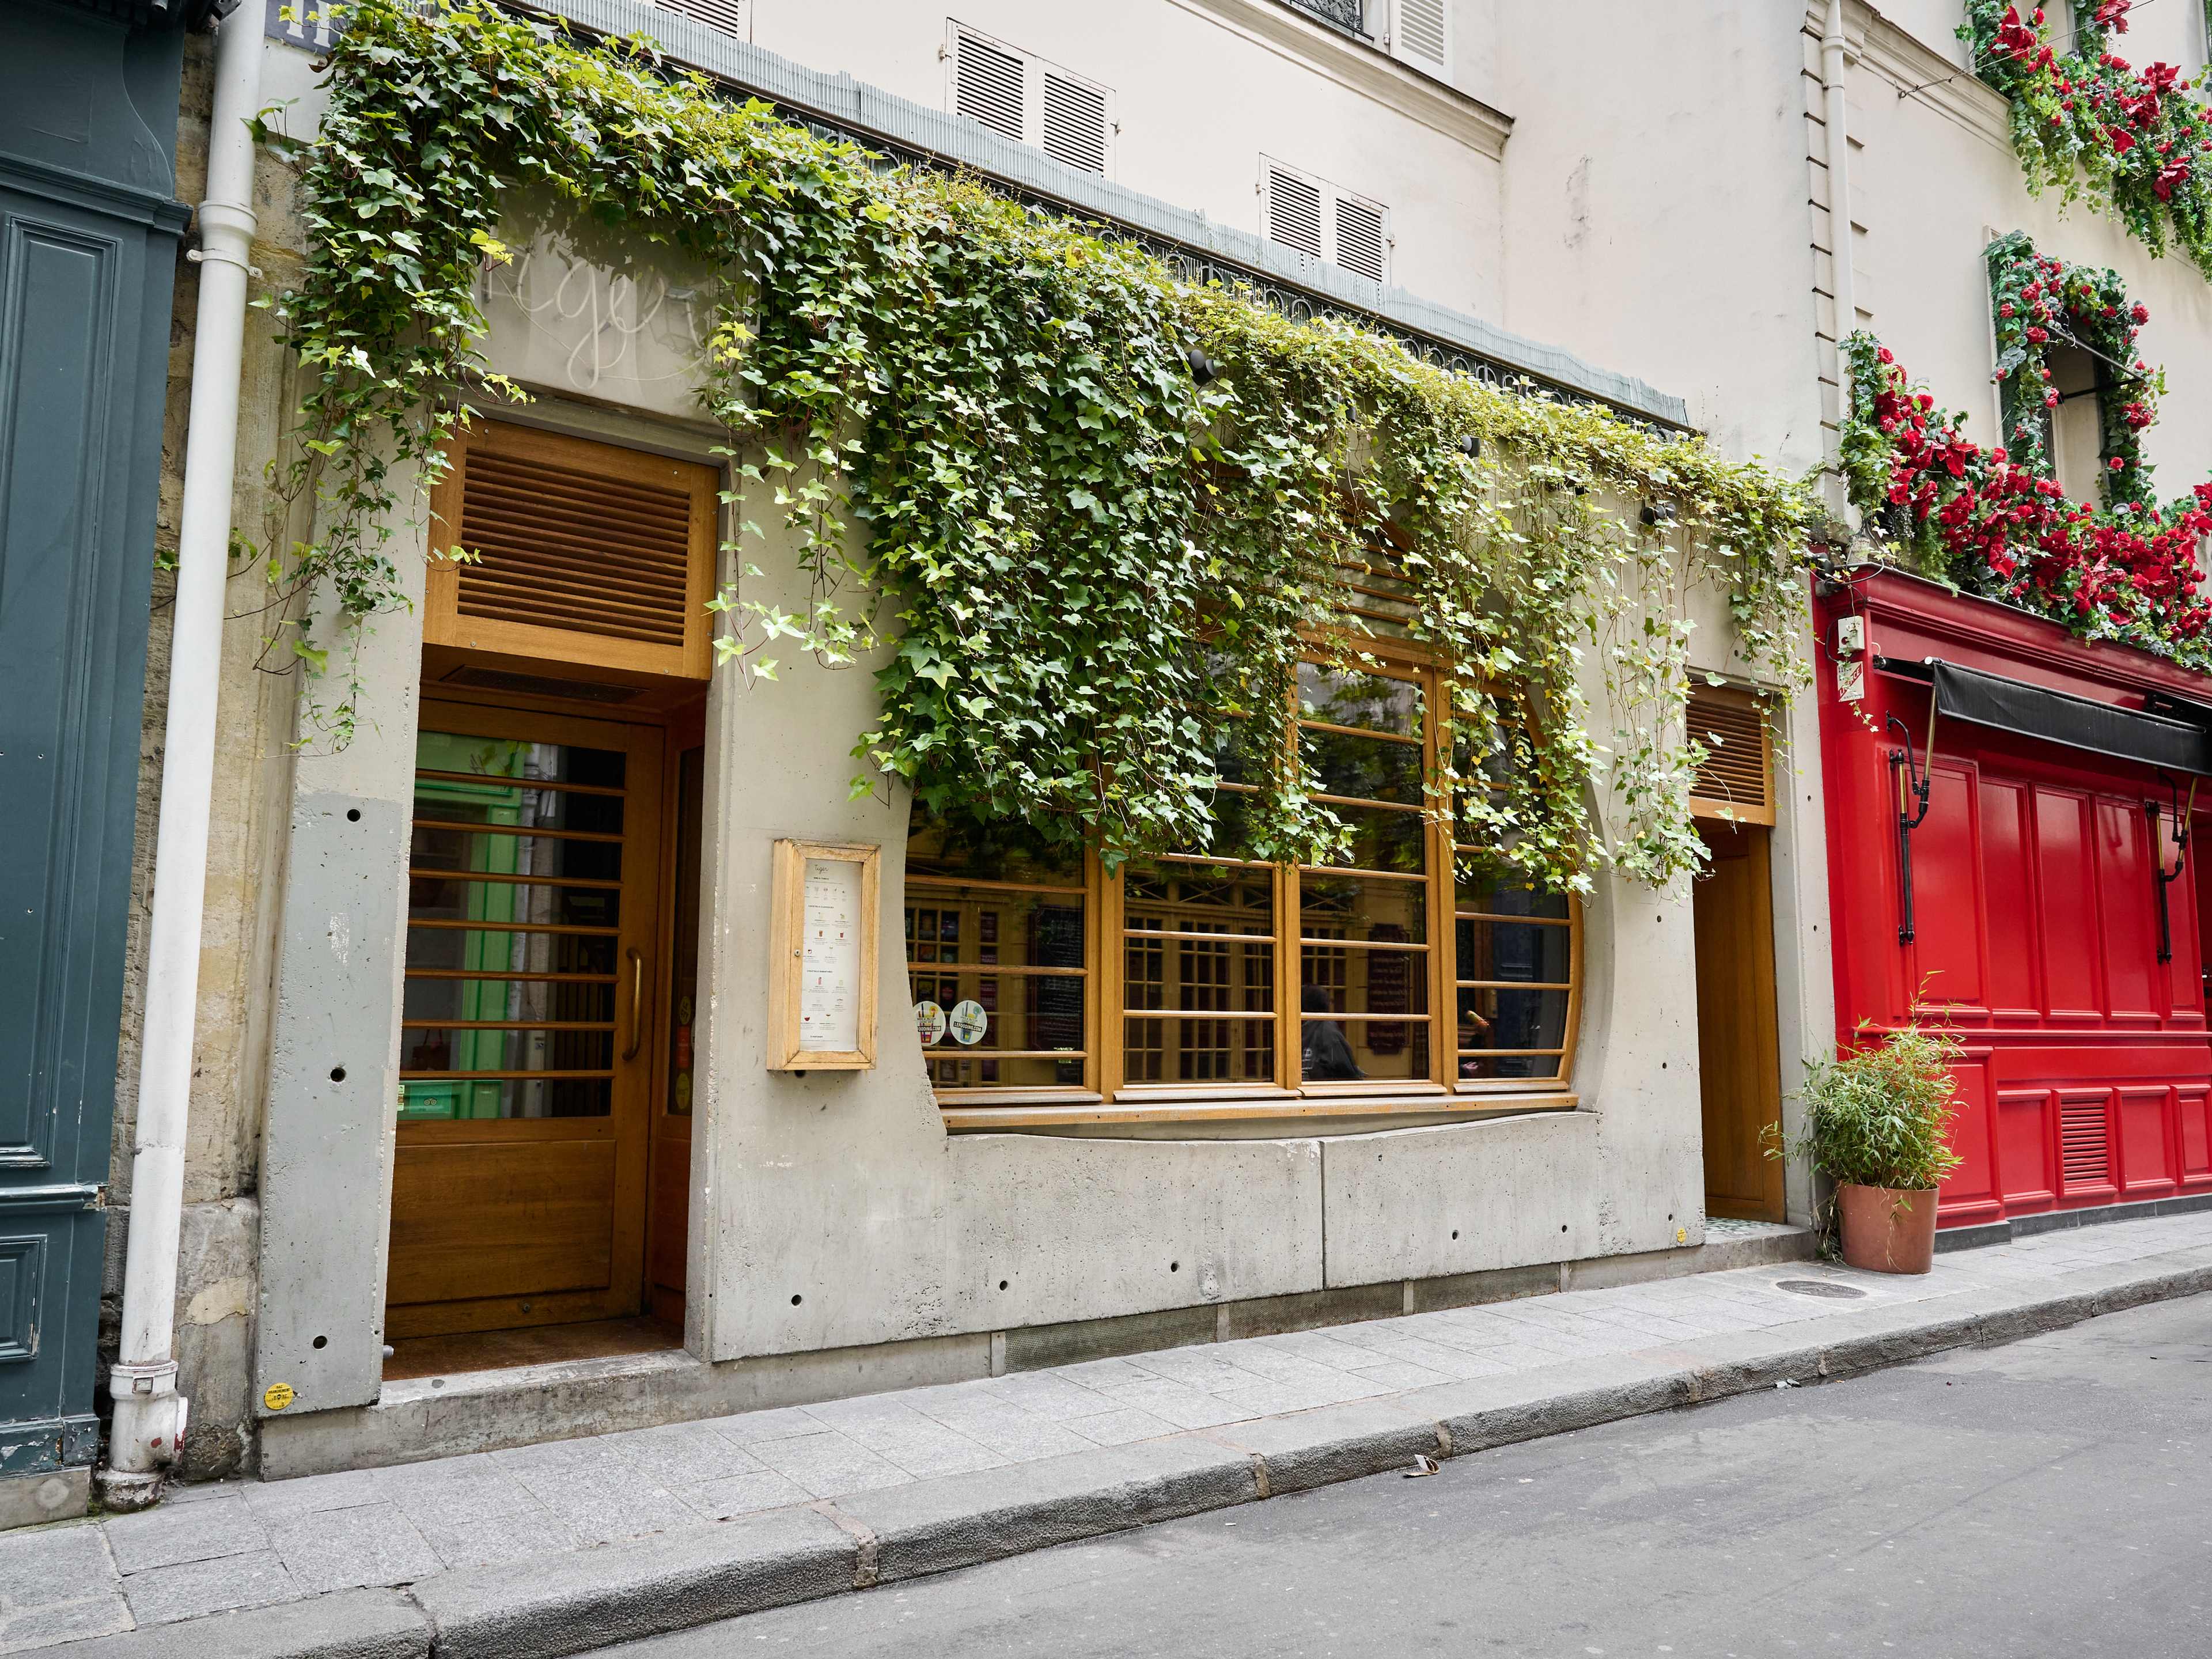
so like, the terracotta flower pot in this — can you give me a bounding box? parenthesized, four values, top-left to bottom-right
(1836, 1183, 1939, 1275)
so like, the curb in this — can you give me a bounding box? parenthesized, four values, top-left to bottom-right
(63, 1250, 2212, 1659)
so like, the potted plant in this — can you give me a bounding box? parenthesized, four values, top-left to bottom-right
(1771, 1023, 1963, 1274)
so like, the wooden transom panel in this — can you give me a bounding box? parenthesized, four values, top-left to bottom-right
(427, 421, 717, 680)
(1687, 683, 1774, 825)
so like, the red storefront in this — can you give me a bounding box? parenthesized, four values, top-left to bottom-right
(1819, 567, 2212, 1233)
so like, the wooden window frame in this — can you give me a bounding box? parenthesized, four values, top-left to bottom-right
(925, 635, 1582, 1128)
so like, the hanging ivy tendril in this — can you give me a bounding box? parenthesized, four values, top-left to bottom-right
(255, 0, 1813, 893)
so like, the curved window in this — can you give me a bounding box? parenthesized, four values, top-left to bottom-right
(906, 647, 1580, 1124)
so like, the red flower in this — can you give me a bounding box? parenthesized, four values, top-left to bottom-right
(2131, 302, 2150, 323)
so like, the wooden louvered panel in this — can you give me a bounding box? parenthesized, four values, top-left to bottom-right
(1688, 683, 1775, 825)
(426, 422, 716, 681)
(1334, 195, 1388, 284)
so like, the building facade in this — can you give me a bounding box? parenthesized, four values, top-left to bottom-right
(1802, 0, 2212, 1236)
(93, 0, 2212, 1505)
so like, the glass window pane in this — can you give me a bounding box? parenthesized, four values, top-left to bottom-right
(1297, 663, 1419, 737)
(1300, 872, 1428, 945)
(1455, 870, 1572, 922)
(1307, 728, 1425, 805)
(1123, 860, 1275, 1085)
(1456, 986, 1569, 1062)
(1455, 916, 1571, 983)
(907, 804, 1084, 887)
(1300, 942, 1429, 1083)
(1314, 805, 1427, 875)
(908, 805, 1089, 1093)
(404, 730, 626, 1122)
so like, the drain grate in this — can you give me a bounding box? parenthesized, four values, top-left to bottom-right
(1774, 1278, 1868, 1300)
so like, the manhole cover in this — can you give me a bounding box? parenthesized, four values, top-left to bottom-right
(1774, 1278, 1868, 1300)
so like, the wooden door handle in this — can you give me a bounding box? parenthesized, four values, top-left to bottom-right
(624, 948, 645, 1060)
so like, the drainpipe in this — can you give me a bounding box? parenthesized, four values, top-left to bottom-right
(101, 2, 263, 1510)
(1822, 0, 1858, 516)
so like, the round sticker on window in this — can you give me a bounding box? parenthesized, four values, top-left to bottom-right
(914, 1001, 946, 1047)
(948, 1000, 988, 1046)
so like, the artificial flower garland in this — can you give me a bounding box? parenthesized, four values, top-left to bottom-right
(1964, 0, 2212, 278)
(1986, 230, 2162, 506)
(1840, 330, 2212, 660)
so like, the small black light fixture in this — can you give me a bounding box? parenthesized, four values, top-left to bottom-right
(1184, 346, 1219, 386)
(1639, 499, 1677, 528)
(1457, 433, 1480, 460)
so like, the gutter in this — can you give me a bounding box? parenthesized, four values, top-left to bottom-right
(101, 0, 263, 1510)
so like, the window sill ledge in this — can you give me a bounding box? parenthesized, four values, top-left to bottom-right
(940, 1092, 1576, 1131)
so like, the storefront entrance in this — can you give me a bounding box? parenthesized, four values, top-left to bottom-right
(387, 700, 669, 1339)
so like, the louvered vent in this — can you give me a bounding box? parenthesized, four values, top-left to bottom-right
(1041, 71, 1109, 175)
(1393, 0, 1449, 70)
(953, 28, 1026, 145)
(1266, 166, 1326, 260)
(427, 422, 716, 681)
(657, 0, 748, 37)
(2061, 1097, 2111, 1188)
(456, 449, 692, 647)
(1335, 195, 1388, 283)
(1687, 684, 1773, 823)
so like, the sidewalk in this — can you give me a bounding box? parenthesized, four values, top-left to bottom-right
(13, 1209, 2212, 1659)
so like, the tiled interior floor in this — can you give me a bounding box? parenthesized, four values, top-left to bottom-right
(5, 1209, 2208, 1654)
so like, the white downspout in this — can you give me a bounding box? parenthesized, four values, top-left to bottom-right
(101, 3, 263, 1510)
(1822, 0, 1858, 515)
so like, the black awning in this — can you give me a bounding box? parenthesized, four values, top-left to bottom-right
(1915, 660, 2212, 776)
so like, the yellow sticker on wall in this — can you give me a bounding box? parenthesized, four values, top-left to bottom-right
(1676, 1226, 1688, 1245)
(263, 1382, 295, 1411)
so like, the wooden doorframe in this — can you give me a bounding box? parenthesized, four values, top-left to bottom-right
(387, 699, 666, 1339)
(643, 700, 707, 1330)
(1692, 820, 1786, 1222)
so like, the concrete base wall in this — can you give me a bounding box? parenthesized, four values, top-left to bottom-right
(259, 1223, 1812, 1480)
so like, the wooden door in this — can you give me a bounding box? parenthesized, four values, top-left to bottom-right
(387, 700, 665, 1338)
(1693, 822, 1786, 1222)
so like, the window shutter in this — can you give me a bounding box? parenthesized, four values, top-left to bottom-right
(425, 422, 718, 681)
(1391, 0, 1450, 74)
(1687, 683, 1775, 825)
(1334, 193, 1389, 283)
(950, 24, 1113, 176)
(952, 26, 1027, 145)
(1040, 70, 1111, 175)
(1264, 163, 1327, 260)
(656, 0, 749, 38)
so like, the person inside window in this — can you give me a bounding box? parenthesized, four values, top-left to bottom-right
(1300, 984, 1363, 1081)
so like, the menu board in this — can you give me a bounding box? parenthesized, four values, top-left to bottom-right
(767, 839, 880, 1069)
(799, 857, 862, 1054)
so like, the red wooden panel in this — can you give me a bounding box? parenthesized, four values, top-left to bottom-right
(1995, 1088, 2055, 1209)
(2096, 799, 2158, 1019)
(1978, 779, 2038, 1017)
(2035, 790, 2099, 1018)
(2116, 1085, 2175, 1196)
(1912, 764, 1984, 1011)
(2161, 824, 2202, 1020)
(1938, 1052, 1997, 1217)
(2058, 1088, 2116, 1200)
(2180, 1089, 2211, 1180)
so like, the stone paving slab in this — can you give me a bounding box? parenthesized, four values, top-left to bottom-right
(10, 1209, 2212, 1658)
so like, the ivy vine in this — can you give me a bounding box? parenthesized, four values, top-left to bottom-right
(258, 0, 1812, 892)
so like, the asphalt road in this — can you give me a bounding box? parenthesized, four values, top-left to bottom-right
(616, 1291, 2212, 1658)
